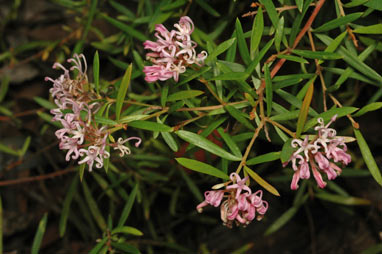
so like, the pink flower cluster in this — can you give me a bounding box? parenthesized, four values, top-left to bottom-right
(285, 115, 351, 190)
(143, 16, 207, 83)
(197, 173, 268, 228)
(45, 54, 141, 171)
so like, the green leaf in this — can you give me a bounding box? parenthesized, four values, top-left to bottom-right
(115, 64, 132, 121)
(353, 102, 382, 117)
(34, 96, 56, 110)
(280, 138, 295, 163)
(246, 39, 274, 77)
(82, 180, 107, 231)
(247, 151, 281, 165)
(118, 183, 138, 227)
(207, 38, 236, 62)
(177, 66, 211, 86)
(250, 6, 263, 59)
(264, 64, 273, 117)
(315, 192, 371, 205)
(79, 163, 86, 182)
(289, 0, 314, 45)
(101, 14, 148, 41)
(176, 130, 241, 161)
(265, 194, 308, 235)
(343, 0, 368, 8)
(275, 89, 318, 116)
(235, 18, 250, 66)
(129, 120, 172, 132)
(161, 0, 187, 11)
(178, 167, 203, 201)
(354, 129, 382, 186)
(59, 176, 79, 237)
(244, 166, 280, 196)
(296, 79, 314, 137)
(111, 226, 143, 236)
(109, 0, 135, 18)
(292, 49, 343, 60)
(316, 34, 382, 83)
(224, 105, 255, 130)
(194, 0, 220, 17)
(259, 0, 279, 28)
(167, 90, 204, 102)
(161, 83, 169, 107)
(111, 242, 140, 254)
(93, 50, 100, 94)
(274, 16, 285, 52)
(313, 12, 363, 32)
(0, 142, 20, 156)
(0, 75, 9, 103)
(89, 238, 107, 254)
(161, 132, 178, 152)
(176, 158, 229, 179)
(216, 127, 242, 157)
(31, 214, 48, 254)
(119, 115, 148, 123)
(364, 0, 382, 10)
(94, 115, 118, 125)
(295, 0, 303, 12)
(276, 54, 308, 64)
(210, 72, 248, 81)
(354, 24, 382, 34)
(303, 107, 358, 131)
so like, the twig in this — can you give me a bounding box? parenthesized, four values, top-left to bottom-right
(0, 168, 75, 187)
(242, 3, 316, 17)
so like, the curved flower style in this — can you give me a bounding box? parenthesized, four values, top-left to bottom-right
(285, 115, 351, 190)
(143, 16, 208, 83)
(45, 54, 142, 171)
(196, 173, 269, 228)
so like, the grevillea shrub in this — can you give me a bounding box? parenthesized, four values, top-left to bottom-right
(7, 1, 380, 253)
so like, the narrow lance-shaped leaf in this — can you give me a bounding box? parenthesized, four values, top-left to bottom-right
(118, 183, 138, 227)
(59, 176, 79, 237)
(313, 12, 363, 32)
(31, 214, 48, 254)
(224, 105, 255, 130)
(167, 90, 204, 101)
(216, 127, 242, 157)
(354, 128, 382, 186)
(176, 130, 241, 161)
(82, 180, 107, 231)
(281, 138, 295, 163)
(264, 64, 273, 117)
(250, 6, 263, 59)
(93, 50, 100, 94)
(244, 166, 280, 196)
(235, 18, 251, 66)
(129, 120, 172, 132)
(206, 38, 236, 62)
(303, 107, 358, 131)
(352, 102, 382, 117)
(116, 64, 132, 121)
(296, 78, 315, 137)
(246, 151, 281, 165)
(315, 192, 371, 205)
(265, 194, 308, 235)
(292, 49, 343, 60)
(176, 158, 229, 179)
(259, 0, 279, 29)
(274, 16, 285, 52)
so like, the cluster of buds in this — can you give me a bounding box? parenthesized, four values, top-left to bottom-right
(285, 115, 351, 190)
(143, 16, 207, 83)
(196, 173, 268, 228)
(45, 54, 141, 171)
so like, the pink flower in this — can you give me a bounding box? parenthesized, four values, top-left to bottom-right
(143, 16, 207, 83)
(285, 115, 351, 190)
(46, 54, 142, 172)
(196, 173, 268, 228)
